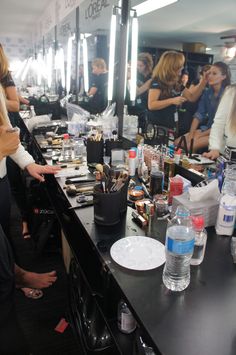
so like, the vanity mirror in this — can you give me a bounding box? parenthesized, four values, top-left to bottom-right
(44, 27, 56, 95)
(123, 0, 234, 140)
(77, 0, 117, 114)
(57, 10, 77, 98)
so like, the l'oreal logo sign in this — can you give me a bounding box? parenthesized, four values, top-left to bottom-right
(85, 0, 110, 21)
(64, 0, 77, 9)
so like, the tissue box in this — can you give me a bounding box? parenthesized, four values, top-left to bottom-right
(172, 192, 219, 227)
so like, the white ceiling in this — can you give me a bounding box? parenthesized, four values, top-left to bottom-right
(0, 0, 236, 52)
(0, 0, 51, 37)
(132, 0, 236, 50)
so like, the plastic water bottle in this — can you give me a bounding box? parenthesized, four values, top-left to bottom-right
(216, 194, 236, 236)
(162, 206, 195, 291)
(30, 105, 36, 118)
(222, 165, 236, 195)
(73, 137, 84, 159)
(117, 300, 136, 334)
(62, 133, 72, 161)
(190, 215, 207, 266)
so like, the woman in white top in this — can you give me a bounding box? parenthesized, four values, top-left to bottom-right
(204, 84, 236, 160)
(0, 85, 60, 299)
(0, 85, 59, 232)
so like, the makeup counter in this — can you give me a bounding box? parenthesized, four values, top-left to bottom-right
(20, 112, 236, 355)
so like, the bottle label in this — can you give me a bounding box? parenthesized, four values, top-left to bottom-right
(167, 237, 194, 254)
(121, 312, 136, 333)
(223, 214, 234, 223)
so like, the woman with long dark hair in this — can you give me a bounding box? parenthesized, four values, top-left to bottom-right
(181, 61, 231, 152)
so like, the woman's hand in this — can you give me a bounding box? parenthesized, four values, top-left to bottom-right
(201, 69, 210, 85)
(203, 150, 220, 160)
(171, 96, 187, 106)
(26, 163, 61, 182)
(0, 126, 20, 160)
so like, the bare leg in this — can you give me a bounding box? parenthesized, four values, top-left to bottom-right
(21, 271, 57, 289)
(19, 270, 57, 299)
(15, 265, 57, 289)
(191, 135, 209, 152)
(175, 130, 202, 150)
(22, 220, 30, 239)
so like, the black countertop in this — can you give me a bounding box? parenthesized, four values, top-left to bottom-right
(30, 126, 236, 355)
(55, 175, 236, 355)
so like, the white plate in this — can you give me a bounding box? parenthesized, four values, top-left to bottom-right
(110, 236, 165, 271)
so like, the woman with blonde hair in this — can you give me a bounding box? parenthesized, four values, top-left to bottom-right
(0, 43, 32, 239)
(204, 84, 236, 159)
(0, 43, 19, 112)
(148, 50, 208, 130)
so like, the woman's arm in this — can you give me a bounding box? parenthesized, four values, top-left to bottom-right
(5, 86, 20, 112)
(200, 128, 211, 137)
(18, 95, 29, 105)
(183, 78, 207, 102)
(0, 126, 20, 160)
(188, 117, 200, 141)
(148, 88, 186, 110)
(188, 90, 208, 139)
(203, 149, 220, 160)
(208, 87, 232, 152)
(88, 86, 97, 97)
(137, 78, 152, 96)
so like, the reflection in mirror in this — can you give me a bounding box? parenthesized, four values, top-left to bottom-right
(13, 38, 47, 98)
(44, 27, 56, 95)
(57, 10, 76, 99)
(77, 0, 117, 114)
(33, 39, 46, 96)
(128, 0, 222, 140)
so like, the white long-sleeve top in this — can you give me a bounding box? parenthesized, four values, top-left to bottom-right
(209, 86, 236, 153)
(0, 116, 35, 178)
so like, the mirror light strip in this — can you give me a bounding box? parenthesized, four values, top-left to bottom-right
(21, 57, 32, 81)
(82, 36, 89, 93)
(130, 14, 138, 102)
(15, 59, 27, 79)
(66, 34, 75, 93)
(123, 18, 130, 100)
(47, 47, 53, 89)
(108, 10, 117, 102)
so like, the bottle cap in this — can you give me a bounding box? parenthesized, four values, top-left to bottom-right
(176, 206, 190, 217)
(175, 148, 182, 155)
(192, 215, 205, 230)
(134, 185, 143, 191)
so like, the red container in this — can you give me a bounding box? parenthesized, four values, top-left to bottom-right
(168, 176, 183, 205)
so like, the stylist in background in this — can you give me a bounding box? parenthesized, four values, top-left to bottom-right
(148, 51, 208, 131)
(128, 52, 153, 113)
(204, 84, 236, 160)
(127, 52, 153, 131)
(87, 58, 108, 114)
